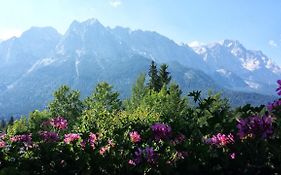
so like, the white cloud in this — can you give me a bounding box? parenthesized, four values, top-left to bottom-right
(109, 0, 122, 8)
(269, 40, 278, 47)
(188, 41, 205, 47)
(0, 28, 22, 40)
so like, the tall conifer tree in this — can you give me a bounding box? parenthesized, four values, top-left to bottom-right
(148, 61, 160, 91)
(159, 64, 171, 88)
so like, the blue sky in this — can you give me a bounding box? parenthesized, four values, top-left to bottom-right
(0, 0, 281, 64)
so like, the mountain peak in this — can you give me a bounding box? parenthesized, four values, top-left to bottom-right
(83, 18, 101, 25)
(21, 26, 60, 36)
(19, 27, 61, 44)
(69, 18, 103, 28)
(221, 39, 242, 48)
(67, 18, 105, 35)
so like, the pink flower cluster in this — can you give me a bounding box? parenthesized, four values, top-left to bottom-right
(229, 152, 236, 159)
(64, 133, 81, 144)
(237, 115, 273, 139)
(128, 146, 157, 166)
(129, 131, 141, 143)
(10, 134, 32, 144)
(10, 134, 33, 148)
(39, 131, 59, 142)
(89, 132, 97, 148)
(0, 140, 6, 148)
(0, 133, 6, 140)
(205, 133, 234, 147)
(151, 123, 172, 141)
(50, 116, 68, 130)
(99, 139, 115, 155)
(267, 99, 281, 111)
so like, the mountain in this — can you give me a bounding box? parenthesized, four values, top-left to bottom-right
(191, 40, 281, 94)
(0, 19, 277, 117)
(0, 27, 61, 89)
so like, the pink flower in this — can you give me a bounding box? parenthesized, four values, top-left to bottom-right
(50, 116, 68, 130)
(0, 133, 6, 140)
(151, 123, 172, 141)
(64, 133, 81, 144)
(0, 140, 6, 148)
(99, 146, 107, 155)
(237, 115, 273, 139)
(89, 133, 97, 148)
(176, 151, 188, 160)
(39, 131, 59, 142)
(128, 159, 136, 166)
(10, 134, 32, 144)
(108, 139, 115, 148)
(230, 152, 236, 159)
(129, 131, 141, 143)
(205, 133, 234, 147)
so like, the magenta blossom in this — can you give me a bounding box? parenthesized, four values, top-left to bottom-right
(99, 146, 108, 155)
(50, 116, 68, 130)
(129, 131, 141, 143)
(10, 134, 32, 143)
(64, 133, 81, 144)
(128, 159, 136, 166)
(237, 115, 273, 139)
(230, 152, 236, 160)
(0, 133, 6, 140)
(130, 148, 143, 165)
(89, 132, 97, 148)
(39, 131, 59, 142)
(267, 99, 281, 111)
(0, 140, 6, 148)
(80, 140, 87, 150)
(151, 123, 172, 141)
(205, 133, 234, 147)
(129, 147, 157, 165)
(144, 147, 156, 164)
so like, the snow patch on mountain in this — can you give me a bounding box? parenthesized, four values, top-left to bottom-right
(75, 58, 80, 77)
(245, 80, 260, 89)
(27, 58, 55, 74)
(216, 69, 232, 77)
(241, 58, 260, 71)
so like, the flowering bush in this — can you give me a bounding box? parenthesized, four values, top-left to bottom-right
(0, 79, 281, 174)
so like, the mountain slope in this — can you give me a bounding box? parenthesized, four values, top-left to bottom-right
(0, 27, 61, 91)
(191, 40, 281, 94)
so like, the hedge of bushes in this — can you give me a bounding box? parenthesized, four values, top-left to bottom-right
(0, 74, 281, 174)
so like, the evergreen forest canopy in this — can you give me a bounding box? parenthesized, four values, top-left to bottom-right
(0, 62, 281, 174)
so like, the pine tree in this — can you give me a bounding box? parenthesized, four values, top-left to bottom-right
(0, 118, 6, 129)
(8, 116, 14, 125)
(148, 61, 160, 91)
(159, 64, 171, 88)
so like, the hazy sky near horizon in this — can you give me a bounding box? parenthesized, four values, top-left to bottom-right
(0, 0, 281, 64)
